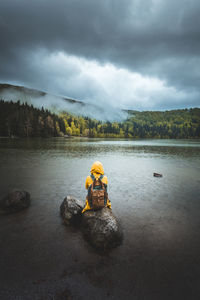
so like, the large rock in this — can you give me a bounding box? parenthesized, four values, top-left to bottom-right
(82, 207, 123, 250)
(0, 190, 31, 214)
(60, 195, 84, 225)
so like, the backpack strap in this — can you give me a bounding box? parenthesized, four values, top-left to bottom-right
(99, 175, 108, 204)
(90, 174, 95, 181)
(90, 174, 104, 181)
(99, 174, 104, 180)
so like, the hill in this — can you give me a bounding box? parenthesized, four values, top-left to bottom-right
(0, 83, 126, 121)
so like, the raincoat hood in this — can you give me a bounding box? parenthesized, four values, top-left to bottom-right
(90, 161, 104, 175)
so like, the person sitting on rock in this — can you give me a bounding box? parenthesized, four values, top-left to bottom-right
(82, 161, 111, 213)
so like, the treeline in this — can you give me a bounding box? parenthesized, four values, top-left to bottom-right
(0, 100, 65, 137)
(60, 108, 200, 138)
(0, 100, 200, 138)
(122, 109, 200, 139)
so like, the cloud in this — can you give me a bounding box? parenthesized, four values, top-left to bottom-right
(17, 50, 199, 110)
(0, 0, 200, 110)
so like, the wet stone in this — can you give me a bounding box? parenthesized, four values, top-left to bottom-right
(60, 195, 84, 226)
(82, 207, 123, 251)
(0, 190, 31, 214)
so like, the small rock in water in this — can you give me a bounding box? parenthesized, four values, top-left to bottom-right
(82, 207, 123, 250)
(153, 172, 163, 177)
(0, 190, 31, 214)
(60, 195, 84, 225)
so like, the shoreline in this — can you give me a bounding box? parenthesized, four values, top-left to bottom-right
(0, 135, 200, 140)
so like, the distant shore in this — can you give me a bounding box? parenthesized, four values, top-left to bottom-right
(0, 136, 200, 140)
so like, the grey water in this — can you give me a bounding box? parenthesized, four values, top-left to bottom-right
(0, 138, 200, 300)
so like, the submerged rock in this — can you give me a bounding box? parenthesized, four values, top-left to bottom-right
(82, 207, 123, 250)
(0, 190, 31, 214)
(60, 195, 84, 225)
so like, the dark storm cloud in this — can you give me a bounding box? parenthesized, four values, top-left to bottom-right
(0, 0, 200, 109)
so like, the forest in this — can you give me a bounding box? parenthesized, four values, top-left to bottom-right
(0, 100, 200, 138)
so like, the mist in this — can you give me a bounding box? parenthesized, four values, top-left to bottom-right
(0, 85, 128, 122)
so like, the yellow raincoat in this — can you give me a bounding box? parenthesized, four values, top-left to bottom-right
(82, 161, 111, 213)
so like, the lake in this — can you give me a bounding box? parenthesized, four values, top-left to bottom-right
(0, 138, 200, 299)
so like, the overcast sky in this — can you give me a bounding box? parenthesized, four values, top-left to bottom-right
(0, 0, 200, 110)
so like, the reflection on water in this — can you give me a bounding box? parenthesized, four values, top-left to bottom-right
(0, 138, 200, 299)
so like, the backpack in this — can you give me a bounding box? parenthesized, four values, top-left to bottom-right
(88, 174, 108, 209)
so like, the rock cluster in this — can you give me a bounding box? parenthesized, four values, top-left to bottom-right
(0, 190, 31, 214)
(60, 196, 123, 250)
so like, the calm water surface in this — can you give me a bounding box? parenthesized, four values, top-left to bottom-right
(0, 138, 200, 299)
